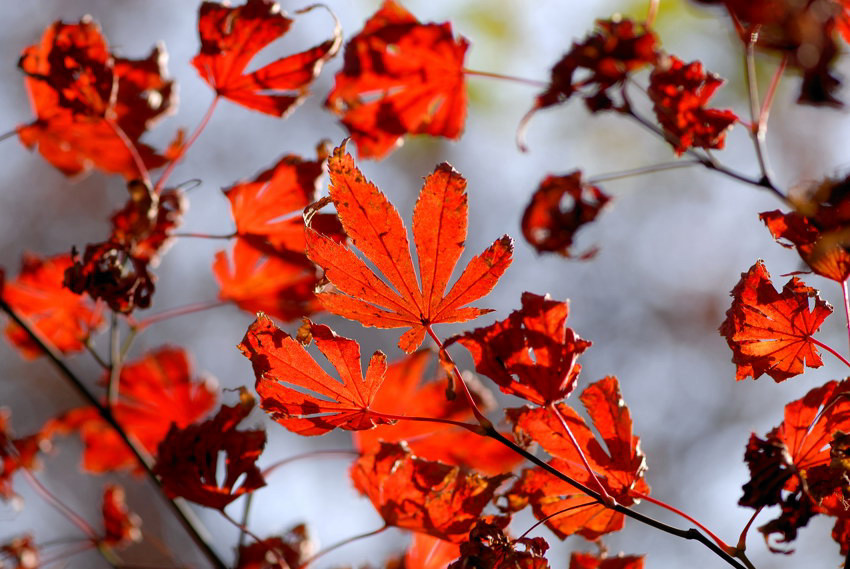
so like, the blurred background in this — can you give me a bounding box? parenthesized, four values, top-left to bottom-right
(2, 0, 850, 568)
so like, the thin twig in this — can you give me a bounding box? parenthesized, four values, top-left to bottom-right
(0, 299, 228, 569)
(743, 33, 775, 188)
(587, 160, 700, 184)
(463, 68, 548, 89)
(298, 526, 388, 569)
(107, 312, 121, 408)
(154, 96, 219, 195)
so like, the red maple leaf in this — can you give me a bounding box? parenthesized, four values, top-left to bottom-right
(17, 18, 173, 178)
(760, 173, 850, 283)
(350, 442, 510, 542)
(505, 377, 648, 540)
(213, 238, 321, 322)
(521, 172, 611, 259)
(0, 411, 49, 502)
(325, 0, 469, 159)
(353, 350, 522, 475)
(569, 551, 644, 569)
(100, 485, 141, 548)
(223, 151, 342, 253)
(739, 379, 850, 552)
(154, 389, 266, 510)
(306, 144, 513, 353)
(239, 315, 394, 436)
(192, 0, 340, 116)
(719, 260, 832, 382)
(648, 55, 738, 155)
(2, 252, 103, 359)
(447, 292, 591, 406)
(44, 347, 217, 473)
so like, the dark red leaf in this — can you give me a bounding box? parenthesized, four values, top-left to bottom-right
(448, 517, 550, 569)
(569, 551, 644, 569)
(100, 485, 141, 548)
(64, 241, 155, 314)
(154, 389, 266, 510)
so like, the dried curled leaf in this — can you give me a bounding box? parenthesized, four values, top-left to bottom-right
(307, 144, 512, 353)
(648, 55, 737, 155)
(719, 260, 832, 382)
(239, 315, 393, 435)
(448, 517, 550, 569)
(350, 442, 510, 542)
(326, 0, 468, 159)
(521, 172, 611, 259)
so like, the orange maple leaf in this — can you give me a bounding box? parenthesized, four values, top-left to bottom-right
(306, 144, 513, 353)
(506, 377, 648, 540)
(719, 260, 832, 382)
(239, 315, 394, 436)
(2, 252, 103, 359)
(192, 0, 340, 116)
(569, 551, 644, 569)
(213, 238, 321, 322)
(17, 18, 173, 178)
(44, 347, 217, 473)
(325, 0, 468, 159)
(350, 442, 510, 542)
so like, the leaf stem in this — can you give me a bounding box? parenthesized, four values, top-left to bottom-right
(132, 300, 227, 331)
(811, 337, 850, 368)
(172, 232, 237, 240)
(736, 507, 762, 551)
(154, 95, 220, 195)
(105, 118, 152, 188)
(20, 469, 98, 541)
(426, 325, 492, 429)
(586, 160, 701, 184)
(0, 298, 228, 569)
(516, 500, 598, 540)
(629, 489, 732, 553)
(107, 312, 121, 408)
(743, 33, 775, 188)
(0, 128, 18, 144)
(462, 68, 548, 89)
(237, 493, 255, 553)
(646, 0, 659, 27)
(298, 525, 388, 569)
(548, 403, 614, 506)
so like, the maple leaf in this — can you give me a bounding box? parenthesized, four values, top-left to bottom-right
(350, 442, 510, 542)
(521, 172, 611, 259)
(519, 17, 658, 146)
(739, 379, 850, 552)
(353, 350, 522, 475)
(236, 524, 313, 569)
(44, 347, 217, 473)
(100, 485, 141, 548)
(306, 144, 513, 353)
(154, 389, 266, 510)
(569, 551, 644, 569)
(325, 0, 469, 159)
(719, 260, 832, 382)
(648, 55, 738, 155)
(223, 151, 343, 253)
(17, 18, 173, 178)
(447, 517, 550, 569)
(446, 292, 591, 406)
(2, 252, 103, 359)
(192, 0, 341, 116)
(239, 315, 393, 436)
(213, 238, 321, 322)
(761, 173, 850, 282)
(505, 377, 648, 540)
